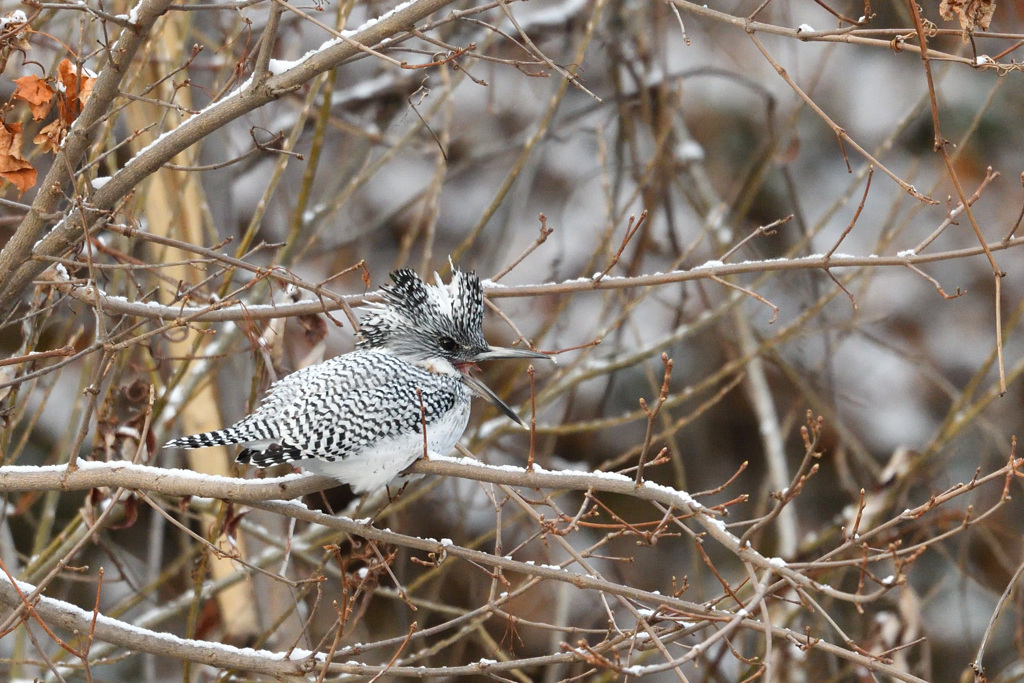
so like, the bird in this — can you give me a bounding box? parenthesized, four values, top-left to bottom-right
(164, 267, 550, 493)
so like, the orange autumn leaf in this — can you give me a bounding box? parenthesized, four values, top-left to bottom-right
(0, 122, 37, 196)
(56, 59, 77, 90)
(13, 75, 54, 121)
(56, 58, 97, 124)
(78, 75, 95, 108)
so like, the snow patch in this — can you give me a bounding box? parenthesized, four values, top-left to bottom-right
(676, 139, 705, 162)
(268, 59, 299, 75)
(0, 10, 27, 28)
(693, 259, 724, 270)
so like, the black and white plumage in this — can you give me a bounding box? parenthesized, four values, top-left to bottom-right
(164, 268, 549, 493)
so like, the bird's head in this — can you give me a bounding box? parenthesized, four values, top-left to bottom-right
(357, 266, 552, 424)
(357, 268, 531, 362)
(356, 267, 486, 363)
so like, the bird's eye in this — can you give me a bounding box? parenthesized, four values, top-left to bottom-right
(439, 336, 458, 352)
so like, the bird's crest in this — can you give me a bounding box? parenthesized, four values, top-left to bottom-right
(357, 267, 486, 360)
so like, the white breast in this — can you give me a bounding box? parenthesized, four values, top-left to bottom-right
(302, 393, 471, 493)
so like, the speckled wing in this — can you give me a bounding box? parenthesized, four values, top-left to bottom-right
(233, 350, 462, 468)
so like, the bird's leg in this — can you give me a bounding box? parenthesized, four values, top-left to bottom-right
(386, 480, 411, 504)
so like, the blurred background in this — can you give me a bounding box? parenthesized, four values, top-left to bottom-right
(1, 0, 1024, 679)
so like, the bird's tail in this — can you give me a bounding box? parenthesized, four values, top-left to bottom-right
(164, 427, 249, 450)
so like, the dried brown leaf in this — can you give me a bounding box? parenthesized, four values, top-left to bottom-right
(0, 121, 37, 195)
(298, 312, 329, 346)
(56, 58, 96, 123)
(78, 73, 95, 108)
(222, 503, 251, 547)
(33, 119, 64, 154)
(13, 75, 54, 120)
(939, 0, 996, 43)
(108, 494, 139, 530)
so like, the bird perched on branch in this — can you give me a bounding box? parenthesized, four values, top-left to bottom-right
(165, 267, 550, 493)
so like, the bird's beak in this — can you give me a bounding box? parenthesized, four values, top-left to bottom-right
(472, 346, 554, 363)
(462, 372, 529, 427)
(465, 346, 551, 427)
